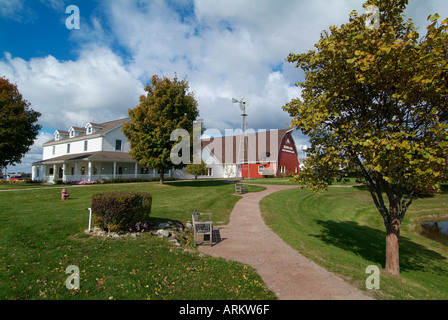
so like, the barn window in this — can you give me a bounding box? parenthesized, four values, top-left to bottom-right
(258, 165, 264, 174)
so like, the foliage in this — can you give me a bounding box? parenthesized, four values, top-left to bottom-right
(92, 191, 152, 232)
(0, 77, 41, 169)
(123, 75, 200, 184)
(98, 177, 175, 184)
(283, 0, 448, 275)
(185, 161, 208, 179)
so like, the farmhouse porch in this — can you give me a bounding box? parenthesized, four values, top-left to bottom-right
(31, 151, 172, 183)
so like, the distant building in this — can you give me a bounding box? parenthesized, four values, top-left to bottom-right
(176, 129, 300, 179)
(31, 118, 174, 182)
(32, 117, 299, 182)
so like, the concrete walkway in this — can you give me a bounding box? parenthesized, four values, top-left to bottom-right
(199, 184, 374, 300)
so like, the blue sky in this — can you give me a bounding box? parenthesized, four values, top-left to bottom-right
(1, 0, 448, 173)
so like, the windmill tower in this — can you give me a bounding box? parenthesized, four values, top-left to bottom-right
(232, 97, 250, 179)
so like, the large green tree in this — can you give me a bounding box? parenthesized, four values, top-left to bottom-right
(283, 0, 448, 276)
(0, 77, 41, 170)
(123, 75, 199, 184)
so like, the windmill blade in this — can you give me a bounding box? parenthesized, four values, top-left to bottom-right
(232, 97, 239, 104)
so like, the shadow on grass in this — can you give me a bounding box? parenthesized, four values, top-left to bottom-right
(311, 220, 447, 273)
(165, 180, 233, 187)
(354, 183, 448, 195)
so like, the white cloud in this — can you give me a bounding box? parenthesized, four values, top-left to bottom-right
(0, 46, 144, 130)
(0, 0, 36, 22)
(3, 0, 448, 173)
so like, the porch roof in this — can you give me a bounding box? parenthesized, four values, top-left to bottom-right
(33, 151, 135, 165)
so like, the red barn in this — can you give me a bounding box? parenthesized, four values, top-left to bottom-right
(200, 128, 300, 179)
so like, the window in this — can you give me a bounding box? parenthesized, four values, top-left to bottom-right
(70, 130, 75, 137)
(115, 140, 122, 151)
(55, 133, 60, 140)
(258, 165, 264, 174)
(140, 167, 149, 174)
(207, 168, 213, 176)
(84, 140, 88, 151)
(52, 146, 55, 155)
(71, 167, 74, 175)
(67, 144, 70, 154)
(87, 126, 92, 134)
(49, 168, 54, 175)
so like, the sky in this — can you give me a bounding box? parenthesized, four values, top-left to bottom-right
(1, 0, 447, 173)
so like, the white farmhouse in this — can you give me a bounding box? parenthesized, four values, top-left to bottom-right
(31, 118, 174, 182)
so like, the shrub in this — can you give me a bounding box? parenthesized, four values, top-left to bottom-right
(91, 191, 152, 232)
(99, 177, 175, 184)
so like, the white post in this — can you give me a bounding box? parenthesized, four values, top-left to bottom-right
(86, 208, 92, 231)
(53, 164, 57, 182)
(113, 162, 117, 179)
(74, 162, 78, 181)
(62, 163, 66, 183)
(135, 162, 138, 178)
(31, 165, 37, 181)
(88, 161, 92, 181)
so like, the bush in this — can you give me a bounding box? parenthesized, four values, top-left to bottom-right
(99, 177, 175, 184)
(92, 191, 152, 232)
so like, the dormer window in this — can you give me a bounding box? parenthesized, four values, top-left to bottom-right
(69, 127, 84, 138)
(54, 130, 69, 141)
(85, 122, 103, 135)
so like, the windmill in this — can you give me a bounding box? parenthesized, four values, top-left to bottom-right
(232, 97, 250, 179)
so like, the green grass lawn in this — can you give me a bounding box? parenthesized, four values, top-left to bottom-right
(0, 180, 274, 300)
(242, 177, 362, 186)
(260, 186, 448, 300)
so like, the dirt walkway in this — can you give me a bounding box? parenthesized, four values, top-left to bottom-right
(199, 184, 374, 300)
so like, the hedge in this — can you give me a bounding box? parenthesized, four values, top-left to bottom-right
(92, 191, 152, 232)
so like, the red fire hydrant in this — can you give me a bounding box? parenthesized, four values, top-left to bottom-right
(61, 188, 69, 200)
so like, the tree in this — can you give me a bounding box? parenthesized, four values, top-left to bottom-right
(0, 77, 41, 170)
(186, 161, 208, 179)
(283, 0, 448, 276)
(123, 75, 200, 184)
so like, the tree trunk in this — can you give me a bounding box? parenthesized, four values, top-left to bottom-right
(385, 198, 401, 276)
(159, 171, 165, 184)
(385, 221, 400, 275)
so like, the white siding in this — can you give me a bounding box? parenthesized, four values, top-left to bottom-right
(42, 137, 103, 160)
(102, 126, 130, 152)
